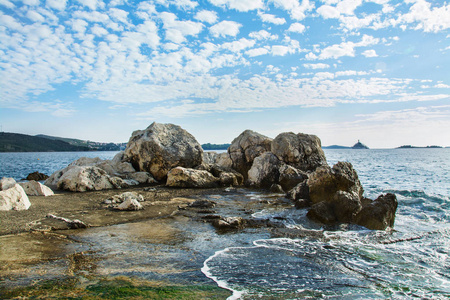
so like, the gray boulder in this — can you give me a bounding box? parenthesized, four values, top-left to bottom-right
(247, 152, 281, 187)
(166, 167, 219, 188)
(354, 193, 398, 230)
(307, 162, 364, 204)
(19, 181, 54, 196)
(123, 122, 203, 181)
(278, 164, 308, 191)
(46, 165, 128, 192)
(0, 184, 31, 211)
(271, 132, 327, 172)
(228, 130, 272, 180)
(331, 191, 362, 223)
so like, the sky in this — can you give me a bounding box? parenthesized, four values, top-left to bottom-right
(0, 0, 449, 148)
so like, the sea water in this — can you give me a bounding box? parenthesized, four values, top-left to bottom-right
(202, 148, 450, 299)
(0, 151, 119, 180)
(1, 149, 449, 299)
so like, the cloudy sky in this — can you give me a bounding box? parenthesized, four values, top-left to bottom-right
(1, 0, 449, 148)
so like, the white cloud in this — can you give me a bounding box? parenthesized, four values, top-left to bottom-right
(0, 0, 15, 9)
(46, 0, 67, 10)
(258, 12, 286, 25)
(210, 20, 242, 37)
(71, 19, 89, 34)
(399, 0, 450, 32)
(270, 0, 315, 20)
(319, 41, 355, 59)
(288, 23, 306, 33)
(208, 0, 263, 12)
(336, 0, 362, 15)
(160, 12, 203, 43)
(317, 5, 340, 19)
(91, 24, 108, 36)
(271, 45, 292, 56)
(109, 8, 129, 25)
(246, 47, 269, 57)
(362, 49, 377, 57)
(248, 30, 278, 40)
(303, 63, 330, 69)
(26, 10, 45, 22)
(77, 0, 104, 10)
(222, 38, 255, 52)
(435, 83, 450, 88)
(194, 10, 218, 24)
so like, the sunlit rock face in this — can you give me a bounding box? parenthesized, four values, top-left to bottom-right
(123, 122, 203, 181)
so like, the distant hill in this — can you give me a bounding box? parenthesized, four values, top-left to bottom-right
(0, 132, 91, 152)
(36, 134, 126, 151)
(397, 145, 443, 149)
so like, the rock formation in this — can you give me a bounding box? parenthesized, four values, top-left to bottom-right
(19, 180, 54, 196)
(228, 130, 272, 180)
(45, 165, 128, 192)
(271, 132, 327, 172)
(166, 167, 219, 188)
(123, 122, 203, 181)
(0, 178, 31, 211)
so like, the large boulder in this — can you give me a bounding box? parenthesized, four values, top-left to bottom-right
(166, 167, 219, 188)
(228, 130, 272, 180)
(307, 162, 364, 204)
(46, 166, 128, 192)
(19, 181, 54, 196)
(278, 164, 308, 192)
(0, 184, 31, 211)
(123, 122, 203, 181)
(271, 132, 327, 172)
(354, 193, 398, 230)
(247, 152, 282, 187)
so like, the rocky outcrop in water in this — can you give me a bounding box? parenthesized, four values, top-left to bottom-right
(354, 193, 398, 230)
(25, 171, 49, 181)
(123, 122, 203, 181)
(0, 178, 31, 211)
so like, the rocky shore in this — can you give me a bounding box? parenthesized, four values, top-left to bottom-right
(0, 122, 399, 298)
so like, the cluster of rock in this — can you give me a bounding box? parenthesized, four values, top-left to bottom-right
(25, 122, 397, 230)
(104, 191, 145, 211)
(0, 177, 53, 211)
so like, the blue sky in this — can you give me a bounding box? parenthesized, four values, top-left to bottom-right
(0, 0, 449, 148)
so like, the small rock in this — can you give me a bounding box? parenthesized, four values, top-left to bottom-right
(188, 199, 216, 209)
(116, 198, 143, 211)
(212, 217, 244, 230)
(25, 171, 49, 181)
(269, 184, 285, 194)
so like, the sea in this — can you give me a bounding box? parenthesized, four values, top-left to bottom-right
(1, 148, 449, 299)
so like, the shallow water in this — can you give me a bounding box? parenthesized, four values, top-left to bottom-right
(202, 149, 450, 299)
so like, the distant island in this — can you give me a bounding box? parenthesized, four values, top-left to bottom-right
(397, 145, 443, 149)
(0, 132, 126, 152)
(323, 140, 369, 150)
